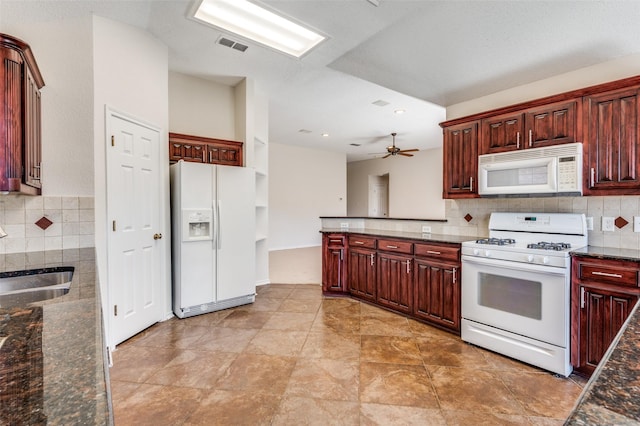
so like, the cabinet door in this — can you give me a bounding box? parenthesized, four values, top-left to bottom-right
(348, 248, 376, 301)
(480, 113, 524, 154)
(209, 146, 241, 166)
(443, 121, 478, 199)
(23, 66, 42, 190)
(576, 284, 638, 374)
(525, 100, 577, 149)
(585, 87, 640, 193)
(377, 252, 412, 313)
(414, 259, 460, 331)
(322, 234, 346, 293)
(0, 47, 24, 192)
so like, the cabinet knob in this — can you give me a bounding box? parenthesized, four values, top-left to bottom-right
(153, 233, 163, 240)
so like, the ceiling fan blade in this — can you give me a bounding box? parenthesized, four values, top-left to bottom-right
(398, 152, 414, 157)
(382, 153, 392, 159)
(398, 148, 419, 153)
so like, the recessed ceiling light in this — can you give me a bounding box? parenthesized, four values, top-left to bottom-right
(394, 109, 406, 114)
(372, 100, 389, 107)
(192, 0, 326, 58)
(321, 133, 329, 137)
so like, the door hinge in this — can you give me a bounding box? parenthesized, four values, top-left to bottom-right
(111, 135, 115, 147)
(112, 220, 116, 232)
(114, 305, 118, 316)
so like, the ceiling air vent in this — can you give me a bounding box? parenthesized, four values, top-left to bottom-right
(350, 143, 361, 147)
(372, 100, 389, 107)
(218, 37, 248, 52)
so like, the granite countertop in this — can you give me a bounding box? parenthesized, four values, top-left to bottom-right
(570, 245, 640, 262)
(0, 248, 111, 425)
(566, 299, 640, 424)
(320, 228, 472, 245)
(565, 245, 640, 424)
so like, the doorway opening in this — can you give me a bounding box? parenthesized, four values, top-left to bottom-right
(368, 174, 389, 217)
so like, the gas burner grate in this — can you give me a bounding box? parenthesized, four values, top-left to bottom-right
(475, 238, 516, 245)
(526, 241, 571, 251)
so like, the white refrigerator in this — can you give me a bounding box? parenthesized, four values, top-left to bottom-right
(170, 160, 256, 318)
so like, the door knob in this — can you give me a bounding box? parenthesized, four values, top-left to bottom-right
(153, 233, 163, 240)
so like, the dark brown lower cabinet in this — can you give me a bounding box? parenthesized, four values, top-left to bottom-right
(574, 284, 637, 375)
(347, 248, 376, 301)
(321, 233, 346, 294)
(321, 232, 462, 334)
(414, 258, 460, 331)
(571, 255, 640, 376)
(376, 252, 413, 314)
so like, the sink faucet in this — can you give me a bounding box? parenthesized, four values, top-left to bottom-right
(0, 225, 7, 238)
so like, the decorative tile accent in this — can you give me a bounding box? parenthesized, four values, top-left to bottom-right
(615, 216, 629, 229)
(464, 214, 473, 223)
(35, 216, 53, 230)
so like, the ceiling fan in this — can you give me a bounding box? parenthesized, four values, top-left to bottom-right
(370, 133, 419, 159)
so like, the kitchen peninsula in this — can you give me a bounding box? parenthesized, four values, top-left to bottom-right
(321, 216, 468, 334)
(0, 248, 111, 425)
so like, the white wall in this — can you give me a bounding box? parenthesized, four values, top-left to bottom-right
(347, 148, 445, 219)
(0, 3, 94, 196)
(447, 53, 640, 120)
(168, 72, 236, 139)
(269, 143, 346, 250)
(92, 16, 170, 344)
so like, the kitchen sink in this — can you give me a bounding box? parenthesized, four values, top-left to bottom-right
(0, 268, 74, 307)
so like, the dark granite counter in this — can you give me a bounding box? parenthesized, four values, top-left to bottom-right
(565, 245, 640, 424)
(570, 245, 640, 263)
(320, 228, 472, 245)
(0, 248, 111, 425)
(320, 216, 448, 222)
(565, 299, 640, 425)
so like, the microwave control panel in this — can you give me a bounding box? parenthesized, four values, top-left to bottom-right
(557, 156, 579, 191)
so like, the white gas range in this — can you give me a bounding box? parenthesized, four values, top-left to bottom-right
(461, 212, 587, 377)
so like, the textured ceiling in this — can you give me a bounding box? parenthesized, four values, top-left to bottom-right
(4, 0, 640, 161)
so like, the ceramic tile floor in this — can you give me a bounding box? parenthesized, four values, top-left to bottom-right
(109, 284, 588, 425)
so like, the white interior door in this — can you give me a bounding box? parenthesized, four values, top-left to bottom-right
(368, 175, 389, 217)
(106, 110, 164, 346)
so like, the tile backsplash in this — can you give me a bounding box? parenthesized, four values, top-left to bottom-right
(0, 195, 94, 253)
(325, 196, 640, 250)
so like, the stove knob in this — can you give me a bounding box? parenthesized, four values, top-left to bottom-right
(527, 255, 534, 263)
(485, 250, 491, 257)
(542, 257, 549, 264)
(473, 249, 480, 256)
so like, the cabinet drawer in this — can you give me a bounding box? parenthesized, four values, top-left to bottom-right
(377, 239, 413, 255)
(414, 243, 460, 262)
(348, 235, 376, 249)
(577, 260, 639, 287)
(326, 234, 346, 248)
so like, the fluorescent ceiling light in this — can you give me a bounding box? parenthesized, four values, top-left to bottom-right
(192, 0, 326, 58)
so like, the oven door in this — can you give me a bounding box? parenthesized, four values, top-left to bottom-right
(461, 255, 568, 347)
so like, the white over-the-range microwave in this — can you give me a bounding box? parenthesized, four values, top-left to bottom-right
(478, 142, 582, 197)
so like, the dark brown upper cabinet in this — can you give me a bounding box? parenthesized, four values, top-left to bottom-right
(1, 33, 44, 195)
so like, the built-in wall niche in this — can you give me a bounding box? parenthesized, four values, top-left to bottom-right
(368, 174, 389, 217)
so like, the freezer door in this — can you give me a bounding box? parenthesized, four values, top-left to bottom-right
(171, 161, 215, 309)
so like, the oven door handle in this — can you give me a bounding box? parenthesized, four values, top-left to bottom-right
(461, 255, 568, 276)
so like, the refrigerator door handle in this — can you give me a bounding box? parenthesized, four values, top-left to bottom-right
(216, 200, 221, 250)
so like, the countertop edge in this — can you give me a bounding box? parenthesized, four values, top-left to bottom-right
(320, 228, 470, 245)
